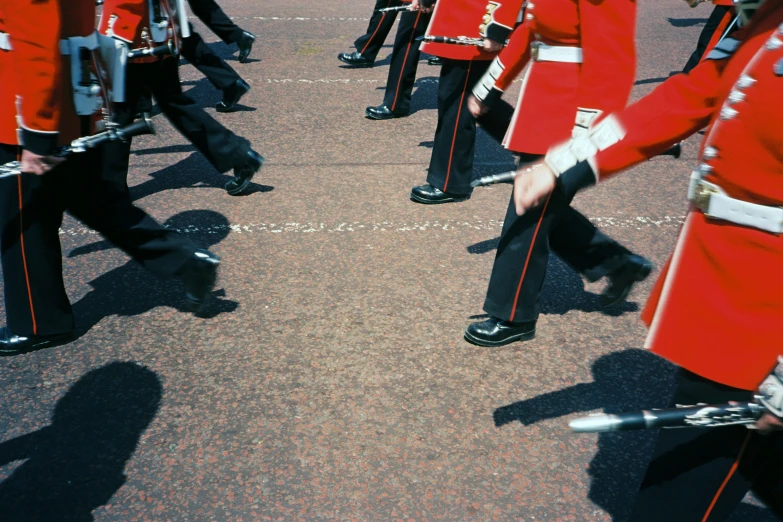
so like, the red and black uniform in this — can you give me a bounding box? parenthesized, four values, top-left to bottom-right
(377, 5, 432, 116)
(476, 0, 642, 324)
(550, 2, 783, 517)
(354, 0, 407, 63)
(683, 0, 738, 72)
(99, 0, 253, 192)
(419, 0, 525, 196)
(0, 0, 197, 341)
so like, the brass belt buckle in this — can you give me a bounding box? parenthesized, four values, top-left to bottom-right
(692, 181, 718, 215)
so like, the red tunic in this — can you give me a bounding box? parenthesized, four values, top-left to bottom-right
(0, 14, 17, 145)
(98, 0, 183, 64)
(421, 0, 526, 61)
(2, 0, 99, 153)
(592, 2, 783, 390)
(493, 0, 637, 153)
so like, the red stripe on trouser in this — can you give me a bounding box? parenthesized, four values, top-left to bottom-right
(17, 174, 38, 335)
(360, 0, 394, 55)
(390, 11, 422, 111)
(701, 432, 751, 522)
(442, 61, 472, 192)
(508, 191, 553, 322)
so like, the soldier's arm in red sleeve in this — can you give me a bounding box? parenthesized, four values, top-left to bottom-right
(480, 0, 526, 44)
(572, 0, 637, 134)
(4, 0, 62, 155)
(471, 22, 532, 107)
(550, 56, 727, 199)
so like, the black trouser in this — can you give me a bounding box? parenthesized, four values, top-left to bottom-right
(187, 0, 244, 44)
(381, 10, 431, 114)
(180, 29, 241, 91)
(483, 182, 632, 322)
(683, 5, 736, 73)
(106, 57, 251, 192)
(426, 58, 515, 196)
(0, 144, 195, 337)
(629, 369, 783, 521)
(354, 0, 403, 62)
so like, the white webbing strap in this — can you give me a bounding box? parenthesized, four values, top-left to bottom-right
(0, 32, 12, 51)
(689, 178, 783, 234)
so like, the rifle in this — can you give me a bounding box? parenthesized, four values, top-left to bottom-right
(377, 5, 412, 12)
(0, 116, 155, 180)
(416, 35, 486, 47)
(569, 401, 766, 433)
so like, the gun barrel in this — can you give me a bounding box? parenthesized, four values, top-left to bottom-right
(569, 402, 764, 433)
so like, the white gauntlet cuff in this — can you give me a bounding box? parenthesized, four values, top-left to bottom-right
(759, 356, 783, 417)
(545, 114, 626, 180)
(472, 57, 505, 102)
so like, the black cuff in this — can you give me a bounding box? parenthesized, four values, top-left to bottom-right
(21, 128, 58, 156)
(483, 87, 503, 109)
(556, 160, 596, 201)
(421, 0, 436, 7)
(484, 23, 512, 44)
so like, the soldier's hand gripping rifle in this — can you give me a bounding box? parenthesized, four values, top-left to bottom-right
(0, 116, 155, 180)
(570, 357, 783, 433)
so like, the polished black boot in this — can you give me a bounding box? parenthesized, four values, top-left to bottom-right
(179, 249, 221, 313)
(427, 56, 442, 66)
(216, 79, 250, 113)
(410, 184, 470, 204)
(338, 51, 374, 68)
(365, 104, 408, 120)
(0, 327, 74, 355)
(600, 254, 653, 308)
(237, 31, 255, 63)
(464, 317, 537, 347)
(226, 149, 264, 195)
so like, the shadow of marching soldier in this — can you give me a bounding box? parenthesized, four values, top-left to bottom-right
(0, 362, 163, 522)
(492, 349, 779, 521)
(69, 209, 239, 339)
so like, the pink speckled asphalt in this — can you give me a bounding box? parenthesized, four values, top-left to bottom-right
(0, 1, 774, 520)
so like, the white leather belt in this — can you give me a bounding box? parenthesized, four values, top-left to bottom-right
(0, 32, 11, 51)
(59, 31, 100, 55)
(531, 43, 583, 63)
(689, 176, 783, 234)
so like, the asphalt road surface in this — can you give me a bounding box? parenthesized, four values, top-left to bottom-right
(0, 1, 776, 520)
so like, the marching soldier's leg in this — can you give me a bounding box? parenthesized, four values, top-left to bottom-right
(340, 0, 402, 67)
(412, 58, 491, 203)
(65, 149, 218, 312)
(366, 10, 431, 119)
(149, 57, 263, 195)
(549, 207, 652, 308)
(179, 29, 250, 112)
(476, 98, 515, 144)
(187, 0, 256, 62)
(466, 187, 569, 346)
(628, 369, 760, 521)
(0, 145, 75, 351)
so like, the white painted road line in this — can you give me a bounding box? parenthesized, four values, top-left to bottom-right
(59, 216, 686, 237)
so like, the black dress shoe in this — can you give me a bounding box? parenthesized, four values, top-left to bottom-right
(0, 326, 73, 354)
(179, 249, 220, 313)
(216, 79, 250, 113)
(427, 56, 442, 66)
(338, 51, 373, 68)
(226, 149, 264, 195)
(464, 317, 536, 347)
(661, 142, 682, 159)
(410, 184, 470, 204)
(237, 31, 255, 63)
(365, 105, 408, 120)
(600, 254, 653, 308)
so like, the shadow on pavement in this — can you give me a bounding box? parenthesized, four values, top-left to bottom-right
(69, 210, 238, 338)
(464, 246, 640, 317)
(492, 349, 778, 521)
(0, 362, 162, 522)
